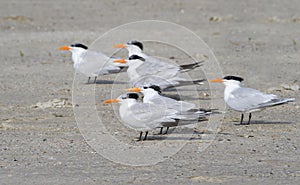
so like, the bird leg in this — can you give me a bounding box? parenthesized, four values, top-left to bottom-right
(240, 113, 244, 125)
(247, 113, 252, 125)
(93, 76, 97, 83)
(159, 127, 163, 134)
(164, 127, 170, 135)
(138, 132, 143, 141)
(143, 131, 149, 141)
(87, 77, 91, 83)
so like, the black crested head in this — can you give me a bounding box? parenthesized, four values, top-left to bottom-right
(127, 93, 139, 100)
(147, 85, 162, 94)
(127, 40, 143, 50)
(70, 43, 88, 50)
(128, 55, 145, 62)
(223, 75, 244, 82)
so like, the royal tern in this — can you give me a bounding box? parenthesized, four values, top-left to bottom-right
(104, 93, 209, 140)
(114, 55, 205, 89)
(127, 85, 212, 134)
(209, 76, 294, 124)
(127, 85, 196, 112)
(114, 40, 203, 72)
(59, 43, 127, 83)
(114, 40, 145, 57)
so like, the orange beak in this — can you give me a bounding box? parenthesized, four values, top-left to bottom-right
(127, 87, 142, 92)
(209, 78, 224, 83)
(113, 44, 126, 48)
(113, 59, 127, 63)
(103, 99, 120, 104)
(58, 46, 71, 51)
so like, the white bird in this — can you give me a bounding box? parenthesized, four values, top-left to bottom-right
(104, 92, 209, 140)
(127, 85, 197, 112)
(114, 55, 205, 90)
(113, 40, 205, 89)
(209, 75, 294, 124)
(59, 43, 127, 83)
(127, 85, 212, 134)
(114, 40, 145, 58)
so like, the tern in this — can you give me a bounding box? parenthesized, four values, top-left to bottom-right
(114, 40, 202, 72)
(127, 85, 213, 134)
(59, 43, 127, 83)
(209, 75, 294, 124)
(128, 85, 196, 112)
(114, 55, 205, 90)
(114, 40, 145, 58)
(104, 93, 209, 140)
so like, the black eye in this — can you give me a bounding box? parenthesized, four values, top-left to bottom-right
(143, 86, 148, 89)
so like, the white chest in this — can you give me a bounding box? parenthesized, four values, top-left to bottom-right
(224, 85, 239, 102)
(127, 62, 143, 81)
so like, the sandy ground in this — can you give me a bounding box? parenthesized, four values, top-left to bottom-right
(1, 0, 300, 184)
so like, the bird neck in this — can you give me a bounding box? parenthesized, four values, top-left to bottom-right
(143, 91, 158, 103)
(224, 83, 241, 102)
(119, 99, 137, 118)
(127, 60, 144, 81)
(71, 49, 87, 65)
(124, 99, 137, 107)
(128, 46, 143, 57)
(128, 59, 144, 67)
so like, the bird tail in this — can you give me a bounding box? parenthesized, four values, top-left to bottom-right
(161, 78, 206, 90)
(179, 60, 204, 72)
(258, 98, 294, 108)
(195, 108, 222, 121)
(179, 108, 220, 119)
(192, 79, 206, 84)
(196, 108, 221, 115)
(175, 79, 206, 86)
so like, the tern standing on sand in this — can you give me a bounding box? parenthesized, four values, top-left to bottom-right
(59, 43, 127, 83)
(104, 93, 209, 140)
(209, 76, 294, 124)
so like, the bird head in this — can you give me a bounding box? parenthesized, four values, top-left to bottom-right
(209, 75, 243, 87)
(59, 43, 88, 53)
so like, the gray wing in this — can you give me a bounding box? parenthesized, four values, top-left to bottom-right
(78, 51, 121, 76)
(132, 76, 182, 89)
(227, 87, 277, 112)
(135, 56, 180, 79)
(129, 103, 177, 120)
(149, 95, 196, 112)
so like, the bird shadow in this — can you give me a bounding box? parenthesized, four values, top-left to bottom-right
(143, 135, 203, 141)
(233, 120, 292, 125)
(86, 80, 128, 85)
(138, 129, 218, 141)
(133, 129, 238, 141)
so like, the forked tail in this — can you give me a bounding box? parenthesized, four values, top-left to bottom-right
(258, 98, 294, 108)
(179, 60, 204, 72)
